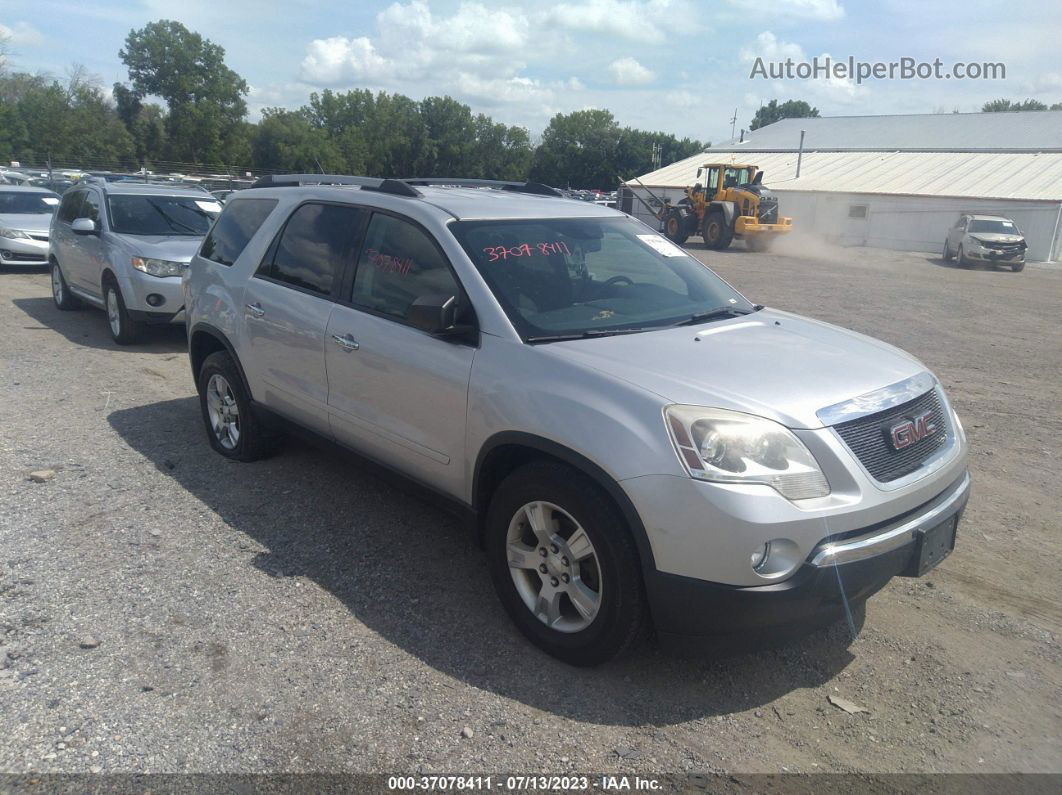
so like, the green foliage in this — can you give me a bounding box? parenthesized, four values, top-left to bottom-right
(0, 71, 134, 167)
(981, 98, 1054, 112)
(119, 19, 248, 165)
(529, 109, 704, 189)
(749, 99, 819, 131)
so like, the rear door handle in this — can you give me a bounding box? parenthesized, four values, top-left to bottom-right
(331, 333, 360, 352)
(245, 302, 265, 318)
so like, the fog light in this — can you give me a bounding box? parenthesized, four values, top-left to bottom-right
(751, 542, 771, 571)
(146, 293, 165, 307)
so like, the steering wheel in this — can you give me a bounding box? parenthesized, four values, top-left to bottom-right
(602, 275, 634, 288)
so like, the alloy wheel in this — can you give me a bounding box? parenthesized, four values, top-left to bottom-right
(505, 501, 602, 633)
(51, 265, 63, 304)
(206, 373, 241, 450)
(106, 288, 121, 337)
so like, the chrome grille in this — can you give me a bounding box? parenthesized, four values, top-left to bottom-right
(833, 389, 948, 482)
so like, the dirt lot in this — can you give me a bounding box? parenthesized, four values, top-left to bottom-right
(1, 243, 1059, 778)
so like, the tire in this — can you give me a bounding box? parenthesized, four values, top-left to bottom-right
(746, 235, 773, 253)
(50, 258, 81, 310)
(103, 280, 143, 345)
(485, 461, 649, 666)
(941, 240, 953, 262)
(663, 209, 688, 245)
(196, 350, 275, 462)
(956, 244, 970, 268)
(1011, 260, 1025, 272)
(702, 210, 733, 250)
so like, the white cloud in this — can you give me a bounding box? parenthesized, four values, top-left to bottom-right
(544, 0, 701, 44)
(609, 56, 655, 86)
(725, 0, 844, 21)
(0, 21, 44, 47)
(1022, 72, 1062, 94)
(300, 36, 390, 84)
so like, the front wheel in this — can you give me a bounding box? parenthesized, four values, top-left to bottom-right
(197, 351, 275, 462)
(485, 461, 649, 666)
(1011, 260, 1025, 272)
(942, 239, 953, 262)
(104, 281, 142, 345)
(956, 244, 969, 268)
(702, 211, 733, 250)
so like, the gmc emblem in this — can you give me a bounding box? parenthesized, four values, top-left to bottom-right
(886, 411, 938, 451)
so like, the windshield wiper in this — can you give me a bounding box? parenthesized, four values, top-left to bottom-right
(526, 327, 657, 344)
(145, 198, 199, 234)
(670, 304, 760, 327)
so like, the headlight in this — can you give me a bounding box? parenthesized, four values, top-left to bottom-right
(665, 405, 830, 500)
(0, 227, 30, 240)
(131, 256, 185, 277)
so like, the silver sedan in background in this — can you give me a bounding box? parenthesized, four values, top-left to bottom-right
(0, 186, 61, 267)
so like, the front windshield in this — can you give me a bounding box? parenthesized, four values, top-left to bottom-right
(107, 194, 221, 236)
(0, 191, 61, 214)
(969, 219, 1018, 234)
(723, 167, 751, 188)
(452, 217, 752, 340)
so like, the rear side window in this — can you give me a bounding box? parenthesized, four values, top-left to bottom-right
(201, 198, 278, 266)
(351, 213, 459, 321)
(257, 202, 361, 295)
(58, 190, 85, 223)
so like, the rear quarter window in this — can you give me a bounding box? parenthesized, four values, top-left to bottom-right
(200, 198, 278, 266)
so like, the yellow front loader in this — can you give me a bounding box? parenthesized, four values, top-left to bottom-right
(658, 163, 792, 251)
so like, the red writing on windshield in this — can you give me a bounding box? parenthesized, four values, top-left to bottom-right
(367, 248, 413, 275)
(483, 241, 571, 262)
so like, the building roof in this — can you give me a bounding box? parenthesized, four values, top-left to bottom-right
(630, 150, 1062, 202)
(706, 111, 1062, 153)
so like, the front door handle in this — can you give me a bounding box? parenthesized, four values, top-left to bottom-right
(331, 333, 360, 352)
(245, 302, 265, 318)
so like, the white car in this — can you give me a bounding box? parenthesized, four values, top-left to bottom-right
(943, 214, 1026, 272)
(0, 186, 61, 267)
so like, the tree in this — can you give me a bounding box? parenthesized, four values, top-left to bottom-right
(749, 99, 819, 131)
(119, 20, 248, 165)
(530, 109, 623, 189)
(252, 108, 343, 172)
(982, 98, 1051, 112)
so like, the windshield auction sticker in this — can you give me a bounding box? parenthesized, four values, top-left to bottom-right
(636, 234, 686, 257)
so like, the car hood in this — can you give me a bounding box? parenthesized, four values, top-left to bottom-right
(0, 213, 53, 234)
(969, 233, 1024, 243)
(121, 235, 204, 262)
(541, 308, 926, 429)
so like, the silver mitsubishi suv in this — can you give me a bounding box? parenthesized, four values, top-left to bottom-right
(183, 175, 970, 666)
(49, 179, 221, 344)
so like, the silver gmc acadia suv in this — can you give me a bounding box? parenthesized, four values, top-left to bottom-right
(183, 175, 970, 666)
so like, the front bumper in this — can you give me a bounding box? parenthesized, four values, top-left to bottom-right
(646, 471, 970, 645)
(0, 236, 49, 265)
(120, 270, 186, 322)
(965, 245, 1024, 262)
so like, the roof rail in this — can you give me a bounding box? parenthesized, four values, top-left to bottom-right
(401, 178, 564, 197)
(250, 173, 422, 198)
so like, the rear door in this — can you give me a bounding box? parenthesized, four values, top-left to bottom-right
(324, 211, 475, 498)
(54, 189, 87, 287)
(240, 201, 364, 436)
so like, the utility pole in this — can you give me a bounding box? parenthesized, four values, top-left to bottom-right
(730, 108, 738, 142)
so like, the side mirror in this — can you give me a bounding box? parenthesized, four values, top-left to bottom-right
(71, 217, 98, 235)
(408, 294, 458, 334)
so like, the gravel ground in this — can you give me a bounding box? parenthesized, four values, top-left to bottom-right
(0, 243, 1059, 778)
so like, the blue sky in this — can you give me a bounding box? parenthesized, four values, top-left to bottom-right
(2, 0, 1060, 144)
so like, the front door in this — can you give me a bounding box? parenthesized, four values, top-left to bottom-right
(325, 211, 475, 499)
(239, 201, 363, 436)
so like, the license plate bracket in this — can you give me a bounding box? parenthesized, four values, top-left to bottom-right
(910, 516, 958, 576)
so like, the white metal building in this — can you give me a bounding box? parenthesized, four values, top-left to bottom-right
(625, 111, 1062, 261)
